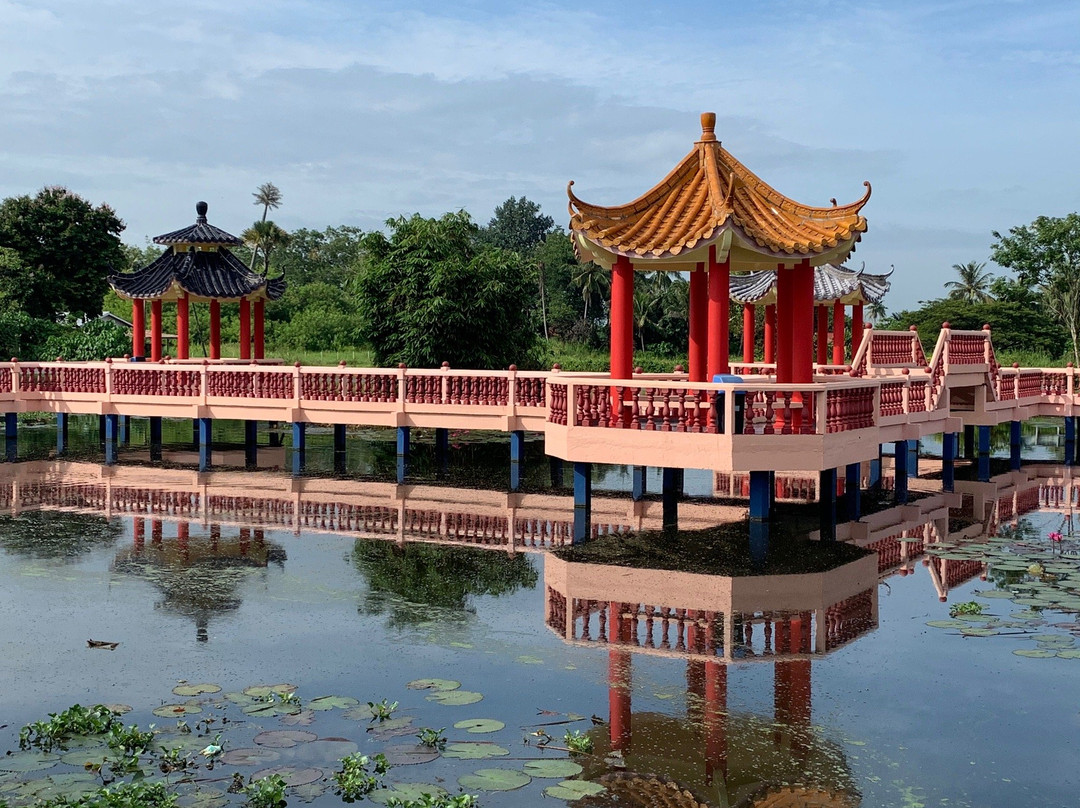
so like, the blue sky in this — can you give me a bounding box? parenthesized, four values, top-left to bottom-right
(1, 0, 1077, 311)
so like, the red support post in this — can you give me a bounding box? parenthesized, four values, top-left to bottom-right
(209, 300, 221, 360)
(688, 263, 708, 382)
(793, 260, 814, 384)
(150, 299, 163, 362)
(707, 245, 730, 379)
(131, 299, 145, 359)
(775, 266, 793, 383)
(239, 297, 251, 360)
(742, 303, 755, 363)
(176, 296, 189, 360)
(816, 304, 829, 366)
(832, 300, 846, 365)
(851, 303, 865, 358)
(610, 256, 634, 380)
(764, 304, 776, 364)
(253, 299, 265, 360)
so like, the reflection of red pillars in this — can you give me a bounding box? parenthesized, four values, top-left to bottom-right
(608, 601, 632, 753)
(688, 264, 708, 382)
(686, 660, 706, 723)
(151, 519, 163, 545)
(178, 522, 189, 562)
(239, 527, 250, 554)
(254, 528, 265, 547)
(832, 301, 845, 365)
(704, 661, 728, 784)
(707, 245, 731, 378)
(210, 523, 220, 552)
(764, 304, 776, 364)
(133, 518, 145, 552)
(742, 303, 755, 363)
(816, 305, 829, 365)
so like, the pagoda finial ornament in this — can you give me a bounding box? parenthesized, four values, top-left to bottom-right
(699, 111, 717, 142)
(196, 201, 208, 223)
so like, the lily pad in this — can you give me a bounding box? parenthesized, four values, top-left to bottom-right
(407, 678, 461, 692)
(426, 690, 483, 706)
(544, 780, 607, 800)
(973, 590, 1014, 599)
(104, 704, 132, 715)
(383, 744, 441, 766)
(243, 702, 301, 717)
(516, 655, 544, 665)
(343, 705, 376, 721)
(926, 620, 967, 629)
(251, 766, 323, 787)
(1013, 649, 1057, 658)
(453, 719, 505, 734)
(442, 743, 510, 760)
(458, 768, 532, 792)
(153, 703, 203, 717)
(1056, 649, 1080, 658)
(220, 748, 282, 766)
(173, 683, 222, 697)
(223, 692, 260, 707)
(60, 746, 111, 766)
(253, 730, 317, 748)
(280, 710, 316, 726)
(244, 684, 298, 699)
(523, 759, 584, 778)
(289, 739, 359, 764)
(369, 784, 448, 806)
(0, 752, 60, 772)
(368, 717, 417, 740)
(292, 782, 327, 803)
(307, 695, 359, 711)
(960, 627, 998, 637)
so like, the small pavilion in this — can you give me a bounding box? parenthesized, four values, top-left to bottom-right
(731, 263, 891, 365)
(109, 202, 285, 361)
(568, 112, 871, 386)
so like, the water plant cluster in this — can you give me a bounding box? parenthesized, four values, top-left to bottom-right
(0, 678, 605, 808)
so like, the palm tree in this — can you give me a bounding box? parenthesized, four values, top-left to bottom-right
(633, 280, 661, 351)
(249, 183, 282, 270)
(867, 300, 887, 324)
(572, 261, 610, 322)
(242, 220, 291, 276)
(944, 261, 994, 304)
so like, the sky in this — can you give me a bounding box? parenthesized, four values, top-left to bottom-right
(1, 0, 1077, 311)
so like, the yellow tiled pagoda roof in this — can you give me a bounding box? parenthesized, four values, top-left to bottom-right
(568, 112, 870, 264)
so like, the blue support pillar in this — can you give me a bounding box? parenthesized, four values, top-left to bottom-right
(662, 467, 679, 531)
(942, 432, 957, 493)
(845, 462, 862, 521)
(907, 441, 919, 478)
(1010, 420, 1022, 471)
(396, 426, 409, 484)
(749, 520, 770, 568)
(435, 427, 449, 478)
(5, 412, 16, 462)
(56, 413, 68, 456)
(118, 415, 129, 447)
(573, 462, 592, 543)
(333, 423, 347, 474)
(104, 413, 118, 465)
(632, 466, 647, 502)
(819, 468, 837, 541)
(149, 416, 162, 461)
(963, 424, 976, 460)
(1065, 417, 1076, 467)
(245, 420, 259, 469)
(292, 422, 306, 476)
(198, 417, 212, 472)
(749, 470, 772, 521)
(893, 440, 909, 504)
(549, 456, 564, 488)
(510, 430, 525, 492)
(977, 425, 991, 482)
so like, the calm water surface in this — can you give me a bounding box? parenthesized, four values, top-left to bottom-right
(1, 417, 1078, 807)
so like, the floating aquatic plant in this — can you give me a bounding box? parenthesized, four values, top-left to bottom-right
(332, 752, 389, 803)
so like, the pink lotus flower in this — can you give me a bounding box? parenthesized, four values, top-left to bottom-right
(1049, 531, 1063, 542)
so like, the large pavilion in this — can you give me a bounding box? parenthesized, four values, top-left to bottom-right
(109, 202, 285, 362)
(568, 112, 872, 386)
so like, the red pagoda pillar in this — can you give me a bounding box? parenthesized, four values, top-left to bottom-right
(176, 296, 189, 360)
(742, 303, 755, 363)
(832, 301, 845, 365)
(610, 256, 634, 380)
(816, 304, 829, 365)
(253, 300, 265, 360)
(793, 260, 814, 384)
(131, 299, 145, 359)
(688, 264, 708, 382)
(764, 304, 776, 364)
(707, 246, 730, 379)
(775, 266, 793, 384)
(150, 299, 163, 362)
(209, 300, 221, 360)
(239, 297, 251, 360)
(850, 302, 865, 358)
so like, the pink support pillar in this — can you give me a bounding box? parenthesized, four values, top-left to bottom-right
(688, 263, 708, 382)
(764, 304, 776, 364)
(131, 299, 145, 359)
(850, 303, 865, 358)
(239, 297, 251, 360)
(209, 300, 221, 360)
(816, 304, 829, 366)
(253, 300, 265, 359)
(610, 256, 634, 380)
(775, 267, 793, 384)
(707, 246, 731, 379)
(832, 301, 846, 365)
(150, 299, 163, 362)
(742, 303, 755, 363)
(176, 296, 189, 360)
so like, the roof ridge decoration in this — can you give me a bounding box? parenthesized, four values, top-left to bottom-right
(568, 112, 871, 265)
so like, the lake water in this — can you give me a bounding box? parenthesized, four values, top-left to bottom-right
(1, 416, 1079, 808)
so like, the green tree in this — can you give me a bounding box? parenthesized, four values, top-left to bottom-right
(274, 225, 364, 288)
(481, 196, 555, 255)
(249, 182, 283, 270)
(572, 260, 609, 323)
(242, 220, 291, 276)
(354, 212, 541, 368)
(991, 213, 1080, 365)
(0, 187, 125, 320)
(533, 232, 586, 338)
(943, 260, 994, 304)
